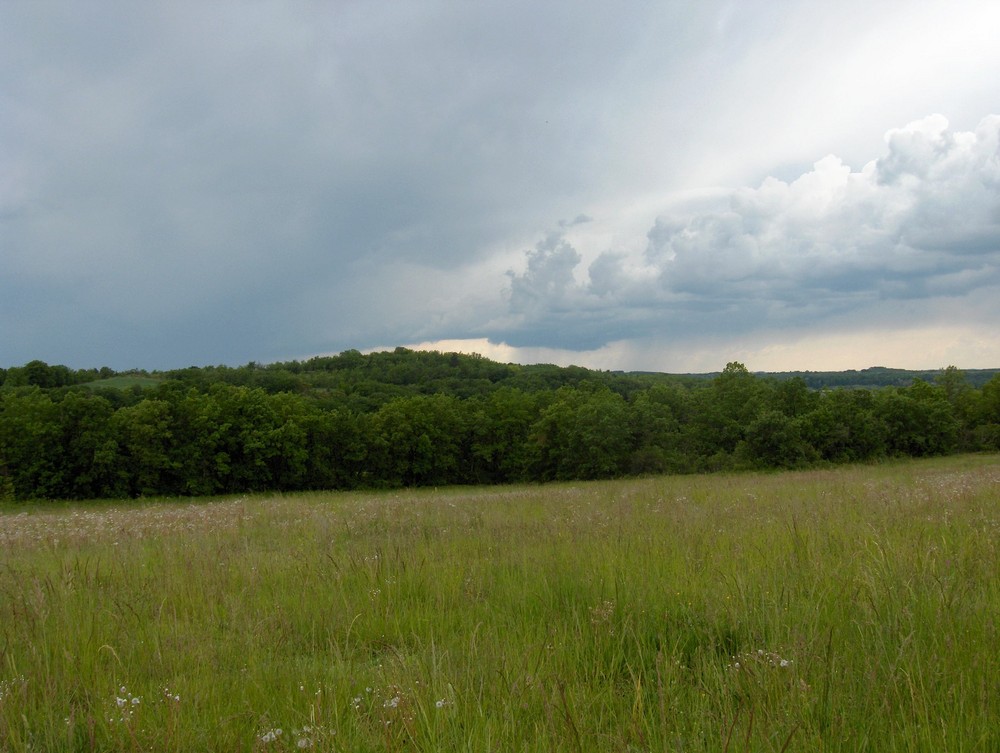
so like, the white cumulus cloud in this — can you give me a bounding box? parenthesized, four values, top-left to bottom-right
(485, 115, 1000, 366)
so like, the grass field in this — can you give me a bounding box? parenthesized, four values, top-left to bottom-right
(1, 455, 998, 751)
(80, 375, 162, 390)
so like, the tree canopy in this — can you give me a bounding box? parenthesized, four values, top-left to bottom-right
(2, 353, 999, 501)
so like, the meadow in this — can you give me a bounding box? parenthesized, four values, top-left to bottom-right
(1, 455, 998, 751)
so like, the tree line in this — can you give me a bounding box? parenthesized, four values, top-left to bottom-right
(2, 352, 999, 501)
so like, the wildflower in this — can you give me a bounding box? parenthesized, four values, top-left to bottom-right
(729, 649, 793, 672)
(260, 728, 283, 743)
(110, 686, 142, 723)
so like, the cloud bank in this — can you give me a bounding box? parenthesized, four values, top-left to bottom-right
(472, 115, 1000, 368)
(3, 2, 1000, 372)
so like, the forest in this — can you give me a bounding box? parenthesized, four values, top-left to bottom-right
(2, 350, 999, 501)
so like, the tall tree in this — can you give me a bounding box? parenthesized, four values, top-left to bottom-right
(530, 386, 631, 480)
(0, 389, 63, 499)
(368, 395, 468, 486)
(111, 399, 176, 497)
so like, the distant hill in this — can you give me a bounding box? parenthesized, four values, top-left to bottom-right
(81, 375, 162, 390)
(754, 366, 1000, 390)
(3, 351, 998, 397)
(620, 365, 1000, 390)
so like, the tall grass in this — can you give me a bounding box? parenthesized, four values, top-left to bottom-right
(1, 455, 998, 751)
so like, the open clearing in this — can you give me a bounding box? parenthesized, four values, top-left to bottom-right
(1, 455, 998, 751)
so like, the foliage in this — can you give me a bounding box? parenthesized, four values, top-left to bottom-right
(1, 354, 998, 500)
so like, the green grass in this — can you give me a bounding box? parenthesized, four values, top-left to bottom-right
(80, 375, 161, 390)
(1, 455, 998, 751)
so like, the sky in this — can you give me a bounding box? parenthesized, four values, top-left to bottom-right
(3, 0, 1000, 373)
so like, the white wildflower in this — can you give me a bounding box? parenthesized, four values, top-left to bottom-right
(260, 728, 283, 743)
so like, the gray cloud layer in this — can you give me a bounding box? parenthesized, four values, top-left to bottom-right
(4, 2, 678, 366)
(3, 2, 999, 369)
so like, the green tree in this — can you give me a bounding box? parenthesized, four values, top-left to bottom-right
(936, 365, 970, 405)
(111, 399, 177, 497)
(771, 376, 818, 417)
(369, 395, 468, 486)
(204, 385, 291, 492)
(684, 363, 770, 470)
(628, 384, 687, 473)
(265, 392, 311, 489)
(740, 409, 816, 469)
(23, 360, 61, 388)
(55, 391, 119, 498)
(800, 389, 887, 463)
(530, 386, 631, 481)
(935, 366, 988, 450)
(302, 408, 371, 489)
(466, 388, 540, 483)
(873, 381, 958, 457)
(969, 374, 1000, 449)
(163, 388, 231, 496)
(0, 389, 63, 499)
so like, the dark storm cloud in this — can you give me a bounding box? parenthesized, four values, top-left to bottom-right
(1, 1, 682, 367)
(3, 1, 1000, 370)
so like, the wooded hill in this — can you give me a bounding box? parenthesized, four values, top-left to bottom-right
(2, 350, 999, 501)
